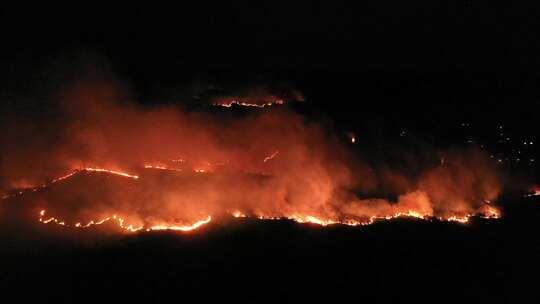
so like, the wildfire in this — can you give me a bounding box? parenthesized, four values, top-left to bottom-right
(83, 168, 139, 179)
(477, 204, 502, 219)
(143, 164, 183, 172)
(526, 186, 540, 197)
(263, 150, 279, 163)
(442, 216, 470, 223)
(213, 98, 285, 108)
(144, 164, 168, 170)
(291, 215, 338, 226)
(230, 210, 247, 218)
(38, 209, 210, 233)
(36, 205, 501, 233)
(50, 171, 80, 184)
(149, 216, 212, 231)
(244, 209, 487, 227)
(6, 164, 504, 235)
(0, 167, 139, 201)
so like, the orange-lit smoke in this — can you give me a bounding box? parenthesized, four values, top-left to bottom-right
(0, 81, 503, 233)
(526, 186, 540, 197)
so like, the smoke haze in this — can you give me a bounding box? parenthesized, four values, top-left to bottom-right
(0, 63, 503, 232)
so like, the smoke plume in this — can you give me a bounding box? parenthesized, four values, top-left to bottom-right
(0, 74, 502, 232)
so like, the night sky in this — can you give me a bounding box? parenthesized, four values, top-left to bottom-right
(2, 3, 539, 127)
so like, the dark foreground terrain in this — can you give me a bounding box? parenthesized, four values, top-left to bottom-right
(1, 195, 538, 303)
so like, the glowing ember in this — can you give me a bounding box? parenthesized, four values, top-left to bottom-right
(263, 150, 279, 163)
(51, 171, 79, 184)
(443, 216, 471, 223)
(143, 164, 183, 172)
(526, 186, 540, 197)
(213, 98, 284, 108)
(231, 210, 247, 218)
(144, 164, 167, 169)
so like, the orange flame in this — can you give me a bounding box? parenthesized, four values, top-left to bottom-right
(38, 210, 210, 233)
(230, 210, 247, 218)
(263, 150, 279, 163)
(83, 168, 139, 179)
(149, 216, 212, 231)
(213, 98, 284, 108)
(17, 165, 503, 234)
(526, 186, 540, 197)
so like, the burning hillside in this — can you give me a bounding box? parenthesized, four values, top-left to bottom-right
(0, 81, 507, 234)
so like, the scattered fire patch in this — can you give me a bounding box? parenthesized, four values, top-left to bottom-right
(526, 186, 540, 197)
(212, 96, 285, 108)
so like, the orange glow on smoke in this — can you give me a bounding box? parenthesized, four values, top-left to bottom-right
(27, 166, 504, 233)
(230, 210, 247, 218)
(1, 86, 506, 235)
(526, 186, 540, 197)
(0, 160, 504, 235)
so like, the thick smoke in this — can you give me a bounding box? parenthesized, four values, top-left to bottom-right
(0, 75, 502, 231)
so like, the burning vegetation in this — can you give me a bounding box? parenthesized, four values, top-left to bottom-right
(0, 81, 506, 234)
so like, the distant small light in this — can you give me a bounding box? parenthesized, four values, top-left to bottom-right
(347, 132, 356, 143)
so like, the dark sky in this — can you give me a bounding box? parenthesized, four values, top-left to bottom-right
(1, 3, 538, 70)
(1, 2, 540, 117)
